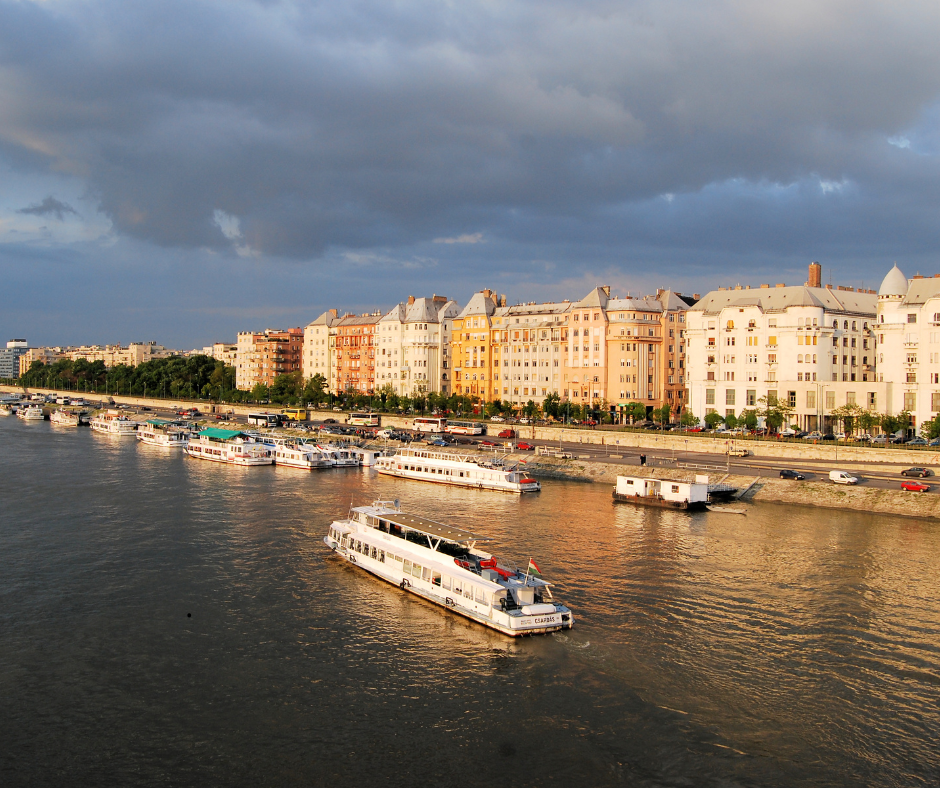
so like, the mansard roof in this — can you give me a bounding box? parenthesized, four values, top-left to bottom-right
(690, 286, 876, 316)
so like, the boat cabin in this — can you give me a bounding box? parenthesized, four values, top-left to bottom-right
(614, 475, 708, 507)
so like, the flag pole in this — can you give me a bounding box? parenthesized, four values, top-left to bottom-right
(524, 558, 531, 585)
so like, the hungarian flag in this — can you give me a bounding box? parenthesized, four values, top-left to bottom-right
(527, 559, 541, 576)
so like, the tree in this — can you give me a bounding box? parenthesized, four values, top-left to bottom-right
(623, 402, 647, 423)
(724, 413, 738, 429)
(858, 409, 880, 435)
(541, 392, 561, 420)
(250, 383, 269, 402)
(652, 404, 671, 424)
(485, 399, 503, 418)
(303, 373, 328, 406)
(830, 403, 864, 435)
(880, 412, 903, 437)
(679, 409, 698, 428)
(738, 409, 758, 430)
(757, 394, 794, 434)
(704, 411, 724, 429)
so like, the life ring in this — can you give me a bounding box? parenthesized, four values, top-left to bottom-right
(348, 555, 357, 564)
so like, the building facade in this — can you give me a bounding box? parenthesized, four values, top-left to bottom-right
(202, 343, 238, 365)
(330, 313, 381, 394)
(235, 328, 303, 390)
(303, 310, 338, 384)
(0, 339, 28, 379)
(451, 290, 502, 401)
(686, 264, 881, 430)
(875, 264, 940, 432)
(377, 296, 459, 396)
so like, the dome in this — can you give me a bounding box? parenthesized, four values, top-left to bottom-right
(878, 264, 908, 297)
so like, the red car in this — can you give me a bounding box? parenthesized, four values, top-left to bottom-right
(901, 480, 930, 492)
(516, 442, 534, 451)
(498, 429, 515, 438)
(480, 440, 499, 447)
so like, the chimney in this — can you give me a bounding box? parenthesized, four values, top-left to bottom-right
(407, 295, 415, 305)
(807, 261, 822, 288)
(602, 285, 611, 297)
(913, 275, 924, 280)
(482, 289, 493, 300)
(500, 294, 507, 307)
(826, 284, 833, 290)
(760, 284, 770, 288)
(693, 293, 700, 300)
(432, 295, 447, 303)
(775, 283, 785, 288)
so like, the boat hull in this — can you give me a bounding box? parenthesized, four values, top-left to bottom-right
(612, 491, 706, 510)
(376, 466, 540, 493)
(185, 445, 272, 465)
(323, 536, 572, 637)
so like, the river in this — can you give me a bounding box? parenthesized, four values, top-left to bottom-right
(1, 416, 937, 787)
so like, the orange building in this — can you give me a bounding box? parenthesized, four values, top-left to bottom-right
(235, 328, 303, 389)
(331, 313, 381, 393)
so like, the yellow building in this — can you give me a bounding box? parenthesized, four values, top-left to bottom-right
(451, 289, 501, 401)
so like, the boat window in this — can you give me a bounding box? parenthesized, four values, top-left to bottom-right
(356, 540, 362, 552)
(474, 587, 486, 604)
(403, 559, 412, 573)
(422, 566, 431, 581)
(432, 571, 441, 586)
(412, 563, 422, 578)
(453, 581, 462, 595)
(371, 546, 378, 559)
(378, 550, 385, 563)
(441, 575, 451, 590)
(463, 586, 473, 599)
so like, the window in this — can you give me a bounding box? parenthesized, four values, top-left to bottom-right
(907, 373, 917, 383)
(768, 336, 777, 347)
(868, 392, 877, 409)
(847, 392, 856, 406)
(905, 392, 917, 411)
(746, 390, 756, 406)
(706, 389, 715, 405)
(726, 389, 736, 406)
(825, 391, 835, 409)
(933, 393, 940, 412)
(806, 390, 816, 408)
(908, 314, 917, 324)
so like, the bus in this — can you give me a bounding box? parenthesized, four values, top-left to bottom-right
(348, 412, 380, 427)
(413, 416, 447, 433)
(247, 412, 282, 428)
(445, 420, 484, 435)
(281, 407, 308, 421)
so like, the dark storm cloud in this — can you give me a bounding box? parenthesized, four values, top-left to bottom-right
(17, 195, 79, 220)
(1, 0, 940, 272)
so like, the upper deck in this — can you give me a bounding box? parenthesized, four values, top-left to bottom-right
(352, 502, 491, 547)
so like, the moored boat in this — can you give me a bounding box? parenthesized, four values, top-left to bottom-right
(374, 447, 540, 493)
(89, 409, 139, 435)
(272, 441, 333, 470)
(316, 444, 360, 467)
(324, 500, 573, 637)
(137, 419, 190, 448)
(17, 404, 45, 420)
(612, 475, 708, 510)
(50, 407, 87, 427)
(185, 428, 272, 465)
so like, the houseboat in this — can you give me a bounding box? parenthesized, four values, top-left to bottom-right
(612, 475, 709, 510)
(137, 419, 191, 448)
(89, 409, 139, 435)
(316, 444, 360, 467)
(374, 447, 540, 493)
(185, 428, 273, 465)
(17, 403, 45, 420)
(324, 500, 573, 637)
(50, 407, 88, 427)
(272, 441, 333, 470)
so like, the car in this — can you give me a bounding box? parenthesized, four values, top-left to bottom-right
(583, 419, 598, 426)
(829, 470, 859, 485)
(489, 416, 505, 422)
(498, 429, 516, 439)
(332, 406, 343, 411)
(901, 480, 930, 492)
(729, 447, 750, 457)
(779, 469, 806, 480)
(376, 429, 393, 439)
(322, 418, 337, 424)
(803, 431, 824, 441)
(905, 437, 928, 446)
(480, 440, 499, 447)
(426, 438, 448, 447)
(930, 438, 940, 447)
(518, 418, 531, 425)
(871, 434, 888, 444)
(515, 442, 535, 451)
(901, 467, 931, 477)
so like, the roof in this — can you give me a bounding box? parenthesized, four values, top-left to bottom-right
(901, 276, 940, 305)
(337, 314, 381, 327)
(146, 419, 170, 426)
(606, 297, 662, 314)
(573, 286, 610, 309)
(689, 286, 876, 316)
(458, 291, 498, 318)
(404, 297, 442, 323)
(199, 428, 243, 440)
(307, 310, 339, 328)
(378, 510, 492, 545)
(879, 264, 908, 297)
(657, 290, 695, 311)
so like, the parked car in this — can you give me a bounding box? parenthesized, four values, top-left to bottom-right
(871, 434, 888, 444)
(905, 437, 928, 446)
(322, 418, 337, 424)
(376, 429, 393, 439)
(779, 469, 806, 480)
(803, 431, 824, 441)
(515, 442, 535, 451)
(489, 416, 506, 422)
(829, 470, 859, 485)
(426, 438, 448, 447)
(901, 467, 932, 477)
(729, 447, 750, 457)
(498, 429, 516, 439)
(480, 440, 499, 447)
(901, 480, 930, 492)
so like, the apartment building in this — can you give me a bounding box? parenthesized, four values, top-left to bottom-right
(0, 339, 28, 379)
(377, 295, 460, 396)
(656, 290, 697, 415)
(491, 300, 569, 406)
(303, 310, 338, 383)
(451, 290, 502, 401)
(202, 343, 237, 365)
(565, 287, 610, 406)
(686, 263, 881, 431)
(603, 296, 664, 415)
(18, 345, 63, 376)
(235, 328, 303, 389)
(330, 313, 381, 394)
(875, 264, 940, 431)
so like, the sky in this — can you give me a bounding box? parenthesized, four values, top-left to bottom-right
(3, 0, 940, 349)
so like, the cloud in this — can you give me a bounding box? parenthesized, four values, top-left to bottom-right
(433, 233, 484, 245)
(17, 196, 79, 220)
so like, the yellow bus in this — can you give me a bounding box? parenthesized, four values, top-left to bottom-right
(281, 407, 308, 421)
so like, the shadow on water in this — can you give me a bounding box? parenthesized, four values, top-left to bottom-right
(1, 417, 938, 787)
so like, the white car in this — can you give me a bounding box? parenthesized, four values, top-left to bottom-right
(829, 470, 859, 485)
(376, 429, 393, 439)
(489, 416, 505, 422)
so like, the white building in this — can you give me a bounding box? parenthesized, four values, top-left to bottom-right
(686, 264, 882, 431)
(875, 264, 940, 432)
(302, 310, 339, 383)
(376, 296, 459, 396)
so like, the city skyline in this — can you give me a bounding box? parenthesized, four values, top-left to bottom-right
(3, 1, 940, 348)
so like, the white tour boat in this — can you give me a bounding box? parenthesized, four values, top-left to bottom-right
(185, 428, 273, 465)
(324, 500, 573, 637)
(316, 444, 360, 467)
(17, 404, 45, 420)
(272, 441, 333, 470)
(137, 419, 191, 448)
(89, 409, 139, 435)
(374, 447, 541, 493)
(50, 408, 87, 427)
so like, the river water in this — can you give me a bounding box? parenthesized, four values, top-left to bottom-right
(1, 417, 938, 787)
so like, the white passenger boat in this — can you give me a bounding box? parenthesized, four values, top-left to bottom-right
(316, 444, 360, 467)
(137, 419, 191, 448)
(50, 407, 87, 427)
(374, 447, 540, 493)
(0, 403, 16, 416)
(17, 404, 45, 420)
(89, 409, 139, 435)
(324, 500, 573, 637)
(272, 442, 333, 470)
(185, 428, 272, 465)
